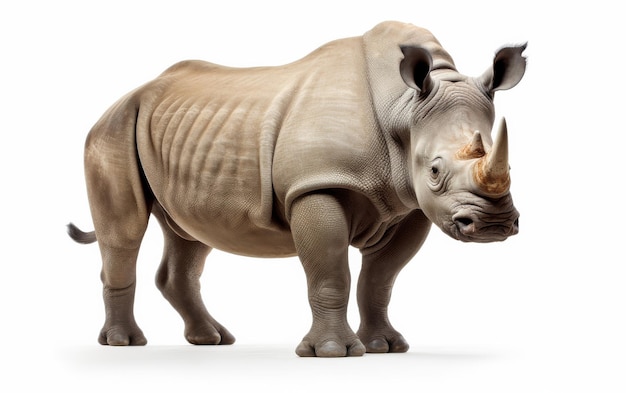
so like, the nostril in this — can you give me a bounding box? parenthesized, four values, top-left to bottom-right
(456, 217, 473, 227)
(454, 217, 475, 234)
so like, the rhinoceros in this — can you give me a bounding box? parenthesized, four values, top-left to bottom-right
(68, 20, 526, 357)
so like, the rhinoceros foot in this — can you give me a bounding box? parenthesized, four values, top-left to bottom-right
(295, 335, 366, 357)
(357, 328, 410, 353)
(184, 320, 235, 345)
(98, 324, 147, 346)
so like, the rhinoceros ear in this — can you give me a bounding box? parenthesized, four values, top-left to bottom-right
(481, 43, 527, 94)
(400, 46, 433, 95)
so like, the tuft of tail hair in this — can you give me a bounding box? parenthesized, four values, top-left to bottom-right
(67, 223, 97, 244)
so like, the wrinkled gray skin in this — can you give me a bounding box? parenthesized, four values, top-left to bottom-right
(68, 21, 526, 357)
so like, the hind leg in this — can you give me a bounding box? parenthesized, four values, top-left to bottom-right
(97, 246, 147, 346)
(84, 112, 151, 346)
(152, 204, 235, 345)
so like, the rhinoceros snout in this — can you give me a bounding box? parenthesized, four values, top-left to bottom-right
(452, 209, 519, 242)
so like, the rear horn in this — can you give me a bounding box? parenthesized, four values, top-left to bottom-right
(456, 130, 486, 160)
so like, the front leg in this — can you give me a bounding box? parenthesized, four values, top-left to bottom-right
(290, 192, 365, 357)
(357, 209, 431, 353)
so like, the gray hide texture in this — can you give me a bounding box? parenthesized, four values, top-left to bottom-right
(68, 21, 526, 357)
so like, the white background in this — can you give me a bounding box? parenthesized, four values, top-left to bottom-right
(2, 1, 624, 392)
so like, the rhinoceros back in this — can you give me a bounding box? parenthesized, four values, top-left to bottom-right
(129, 27, 425, 257)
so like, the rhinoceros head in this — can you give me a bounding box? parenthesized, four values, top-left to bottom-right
(400, 44, 526, 243)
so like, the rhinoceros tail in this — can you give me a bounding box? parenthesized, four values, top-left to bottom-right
(67, 222, 97, 244)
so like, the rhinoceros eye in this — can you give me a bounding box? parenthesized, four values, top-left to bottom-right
(429, 159, 442, 179)
(428, 158, 446, 193)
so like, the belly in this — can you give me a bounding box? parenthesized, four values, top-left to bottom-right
(157, 173, 296, 258)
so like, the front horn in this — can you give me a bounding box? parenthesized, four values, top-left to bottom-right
(473, 117, 510, 196)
